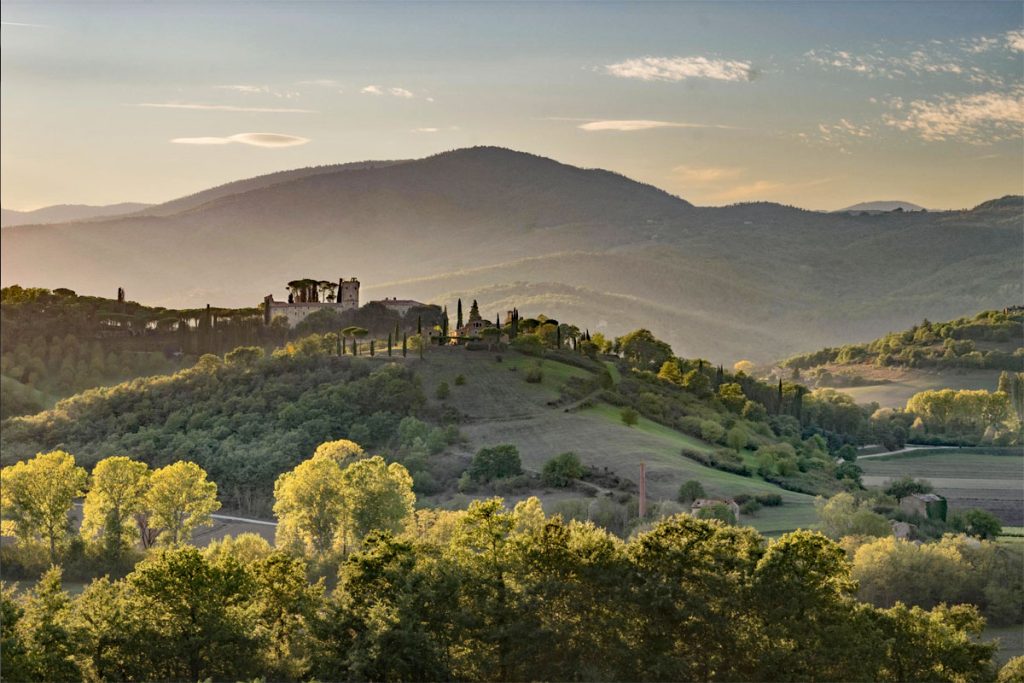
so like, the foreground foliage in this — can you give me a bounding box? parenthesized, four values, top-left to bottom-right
(0, 502, 1001, 682)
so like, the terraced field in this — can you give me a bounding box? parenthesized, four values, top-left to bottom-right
(860, 449, 1024, 524)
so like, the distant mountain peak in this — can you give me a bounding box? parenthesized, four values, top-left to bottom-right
(835, 200, 927, 214)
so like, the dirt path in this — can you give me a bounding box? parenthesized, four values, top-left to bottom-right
(857, 445, 958, 460)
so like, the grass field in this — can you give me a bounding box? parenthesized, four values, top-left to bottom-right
(413, 347, 818, 533)
(833, 367, 1002, 408)
(860, 449, 1024, 525)
(985, 625, 1024, 667)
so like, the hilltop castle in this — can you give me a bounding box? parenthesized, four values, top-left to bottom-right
(263, 277, 431, 327)
(263, 277, 360, 326)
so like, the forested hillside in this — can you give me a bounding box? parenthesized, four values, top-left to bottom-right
(3, 147, 1019, 361)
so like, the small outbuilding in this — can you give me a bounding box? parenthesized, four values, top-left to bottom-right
(691, 498, 742, 521)
(899, 493, 947, 522)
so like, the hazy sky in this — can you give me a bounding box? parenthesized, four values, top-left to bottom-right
(2, 1, 1022, 211)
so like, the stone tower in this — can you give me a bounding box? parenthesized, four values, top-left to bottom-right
(338, 277, 360, 311)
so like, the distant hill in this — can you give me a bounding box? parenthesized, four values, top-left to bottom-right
(1, 202, 152, 227)
(2, 147, 1020, 362)
(777, 308, 1023, 407)
(835, 200, 927, 214)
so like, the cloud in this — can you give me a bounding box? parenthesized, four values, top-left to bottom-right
(298, 79, 342, 87)
(411, 126, 459, 133)
(362, 85, 416, 98)
(883, 90, 1024, 143)
(0, 20, 47, 28)
(217, 85, 270, 94)
(708, 178, 833, 202)
(1008, 30, 1024, 52)
(578, 119, 733, 132)
(672, 165, 744, 183)
(171, 132, 310, 147)
(137, 102, 315, 113)
(799, 118, 874, 153)
(603, 56, 753, 82)
(805, 38, 1012, 86)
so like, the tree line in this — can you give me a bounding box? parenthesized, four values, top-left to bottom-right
(1, 465, 1015, 681)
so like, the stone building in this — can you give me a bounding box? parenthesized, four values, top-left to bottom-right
(899, 493, 947, 521)
(372, 297, 428, 317)
(690, 498, 742, 521)
(263, 277, 360, 326)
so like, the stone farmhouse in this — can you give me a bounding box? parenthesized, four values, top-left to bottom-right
(263, 277, 361, 326)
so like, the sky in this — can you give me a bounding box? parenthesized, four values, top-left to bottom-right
(2, 1, 1022, 211)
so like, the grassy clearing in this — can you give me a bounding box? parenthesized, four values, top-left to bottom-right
(414, 349, 816, 534)
(837, 367, 1002, 408)
(860, 450, 1024, 525)
(584, 402, 715, 454)
(603, 361, 622, 385)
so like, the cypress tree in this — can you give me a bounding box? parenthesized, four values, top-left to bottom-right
(370, 340, 375, 357)
(352, 339, 357, 356)
(556, 326, 562, 349)
(388, 333, 393, 356)
(337, 335, 342, 356)
(457, 299, 464, 329)
(417, 315, 422, 335)
(402, 333, 407, 357)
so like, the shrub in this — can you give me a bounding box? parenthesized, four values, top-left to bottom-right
(755, 493, 783, 507)
(468, 444, 522, 483)
(679, 448, 751, 476)
(435, 381, 450, 400)
(454, 374, 466, 386)
(678, 416, 704, 437)
(621, 407, 639, 427)
(492, 474, 532, 495)
(677, 479, 706, 503)
(542, 452, 585, 487)
(740, 499, 762, 516)
(695, 503, 736, 525)
(525, 367, 543, 383)
(700, 420, 726, 443)
(412, 471, 442, 496)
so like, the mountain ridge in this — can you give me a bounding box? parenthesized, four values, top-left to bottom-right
(2, 147, 1019, 362)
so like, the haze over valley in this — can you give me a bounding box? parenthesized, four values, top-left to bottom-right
(3, 147, 1019, 362)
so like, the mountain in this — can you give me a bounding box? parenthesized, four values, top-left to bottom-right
(835, 200, 927, 214)
(2, 147, 1020, 362)
(1, 202, 152, 227)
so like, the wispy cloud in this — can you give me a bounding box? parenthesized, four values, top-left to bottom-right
(136, 102, 315, 113)
(170, 132, 310, 147)
(603, 56, 753, 82)
(0, 20, 47, 28)
(411, 126, 459, 133)
(804, 34, 1018, 86)
(798, 118, 874, 154)
(1008, 30, 1024, 53)
(883, 90, 1024, 143)
(362, 85, 416, 98)
(579, 119, 734, 132)
(672, 165, 744, 183)
(298, 79, 342, 87)
(218, 85, 270, 94)
(708, 178, 833, 203)
(215, 84, 301, 99)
